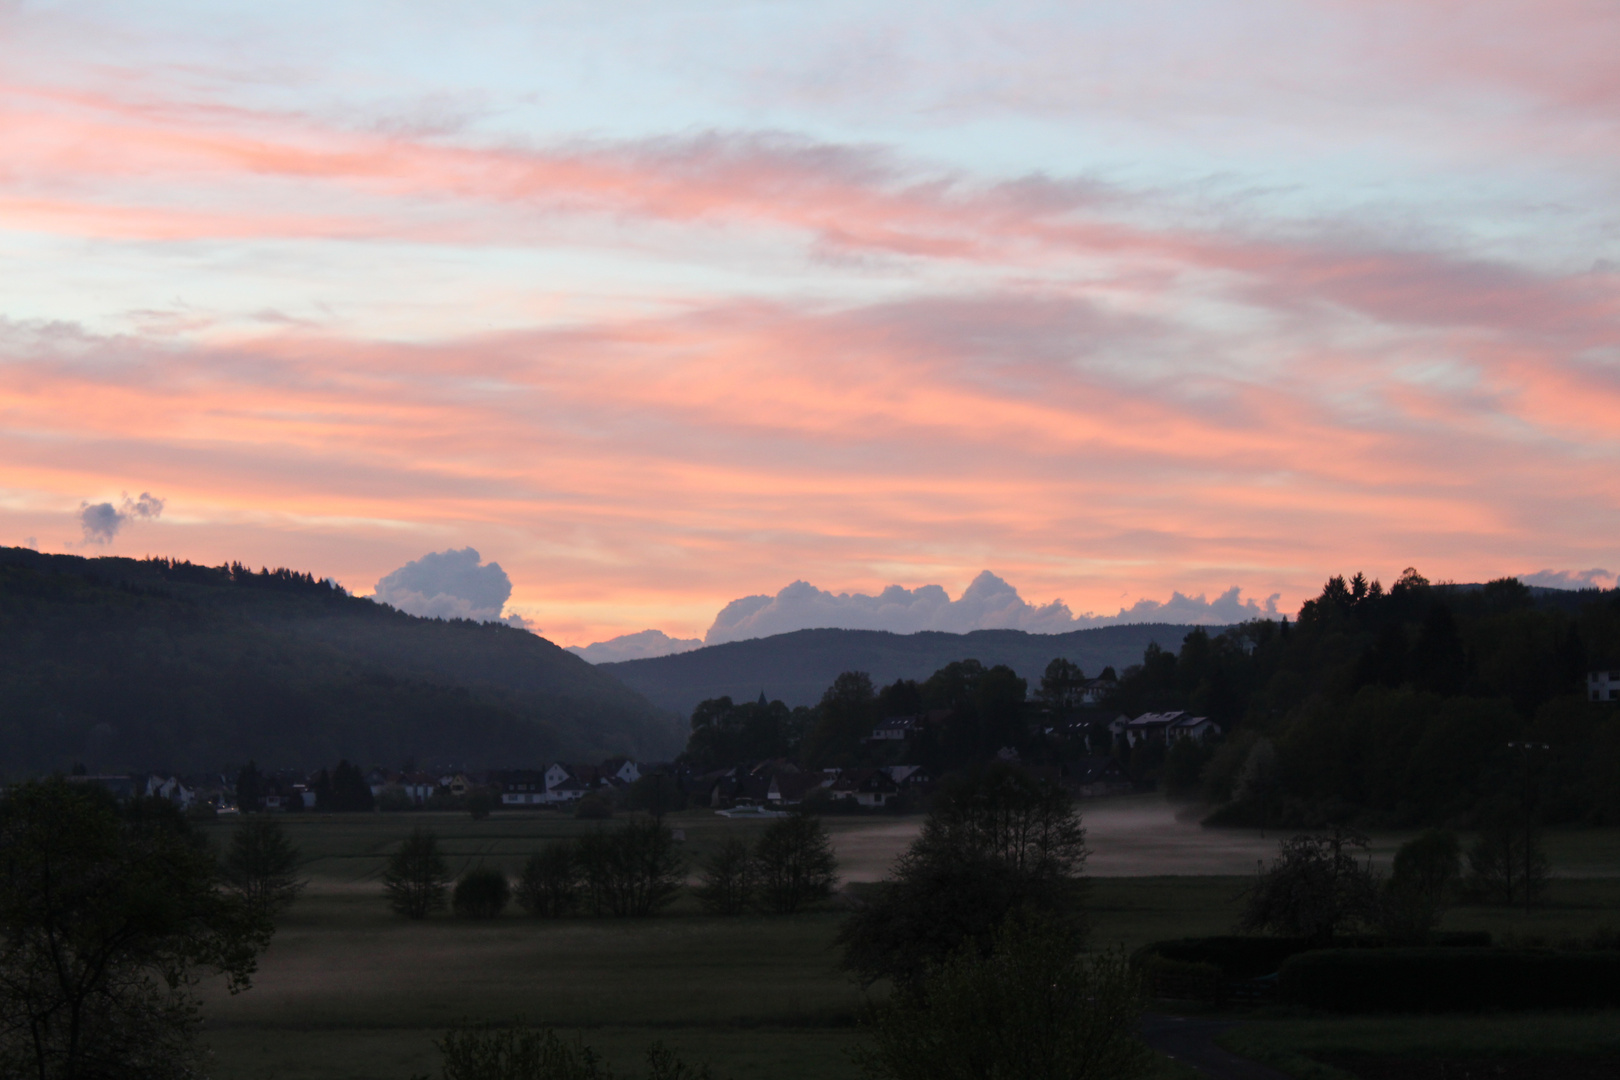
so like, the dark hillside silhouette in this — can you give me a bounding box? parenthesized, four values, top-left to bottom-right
(0, 547, 678, 774)
(600, 623, 1208, 715)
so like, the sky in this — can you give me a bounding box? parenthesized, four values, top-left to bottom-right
(2, 0, 1618, 647)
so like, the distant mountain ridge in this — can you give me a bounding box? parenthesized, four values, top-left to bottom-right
(599, 623, 1213, 716)
(0, 548, 681, 774)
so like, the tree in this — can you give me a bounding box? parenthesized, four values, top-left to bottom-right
(1035, 658, 1086, 721)
(839, 765, 1088, 987)
(577, 821, 684, 918)
(383, 826, 451, 919)
(327, 760, 375, 813)
(1377, 829, 1460, 942)
(1467, 821, 1549, 908)
(221, 816, 306, 919)
(516, 843, 580, 918)
(465, 787, 496, 820)
(1240, 829, 1376, 943)
(694, 838, 756, 916)
(234, 761, 264, 813)
(0, 779, 270, 1079)
(800, 672, 878, 767)
(753, 813, 838, 914)
(852, 917, 1151, 1080)
(452, 866, 510, 919)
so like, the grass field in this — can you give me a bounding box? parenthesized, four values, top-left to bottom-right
(194, 804, 1620, 1080)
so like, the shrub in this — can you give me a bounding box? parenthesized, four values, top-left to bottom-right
(853, 917, 1152, 1080)
(1239, 829, 1376, 943)
(753, 812, 838, 914)
(1278, 948, 1620, 1012)
(384, 826, 451, 919)
(516, 843, 579, 918)
(839, 765, 1088, 988)
(434, 1022, 715, 1080)
(454, 866, 511, 919)
(1378, 829, 1460, 942)
(694, 837, 756, 916)
(1133, 937, 1318, 981)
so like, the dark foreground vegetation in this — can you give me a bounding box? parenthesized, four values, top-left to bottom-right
(0, 547, 678, 775)
(1126, 570, 1620, 828)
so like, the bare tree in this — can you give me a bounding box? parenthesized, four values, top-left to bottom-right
(221, 816, 306, 919)
(383, 826, 451, 919)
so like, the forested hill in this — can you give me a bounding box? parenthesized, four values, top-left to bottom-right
(599, 623, 1208, 715)
(1118, 572, 1620, 828)
(0, 548, 681, 776)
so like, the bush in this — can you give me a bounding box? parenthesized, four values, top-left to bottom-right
(454, 866, 511, 919)
(516, 843, 579, 918)
(1278, 948, 1620, 1012)
(1240, 829, 1376, 943)
(852, 918, 1152, 1080)
(434, 1022, 714, 1080)
(1378, 829, 1460, 942)
(839, 765, 1088, 988)
(1133, 937, 1317, 981)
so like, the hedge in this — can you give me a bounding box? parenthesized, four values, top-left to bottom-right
(1133, 933, 1492, 982)
(1278, 948, 1620, 1012)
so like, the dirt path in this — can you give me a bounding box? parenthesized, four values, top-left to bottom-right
(1140, 1014, 1294, 1080)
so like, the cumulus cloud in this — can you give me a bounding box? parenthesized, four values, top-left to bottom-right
(1520, 568, 1616, 590)
(78, 491, 164, 545)
(703, 571, 1280, 645)
(373, 547, 521, 624)
(567, 629, 704, 664)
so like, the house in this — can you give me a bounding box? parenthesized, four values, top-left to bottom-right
(829, 767, 900, 808)
(491, 769, 550, 806)
(1079, 677, 1118, 705)
(884, 765, 932, 789)
(145, 775, 195, 808)
(867, 709, 952, 743)
(869, 716, 917, 741)
(1127, 712, 1218, 748)
(601, 757, 641, 784)
(1590, 670, 1619, 703)
(1166, 714, 1221, 743)
(766, 772, 828, 805)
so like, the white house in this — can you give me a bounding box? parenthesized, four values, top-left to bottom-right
(1167, 714, 1222, 743)
(145, 775, 195, 808)
(1590, 670, 1619, 703)
(602, 757, 641, 784)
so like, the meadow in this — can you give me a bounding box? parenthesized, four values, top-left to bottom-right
(197, 799, 1620, 1080)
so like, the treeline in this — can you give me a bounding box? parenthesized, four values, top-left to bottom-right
(380, 813, 838, 921)
(1117, 571, 1620, 827)
(681, 660, 1030, 773)
(0, 547, 678, 775)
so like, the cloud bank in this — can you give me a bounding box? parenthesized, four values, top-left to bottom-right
(78, 492, 163, 545)
(373, 547, 529, 627)
(703, 572, 1280, 646)
(567, 629, 704, 664)
(1520, 568, 1617, 590)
